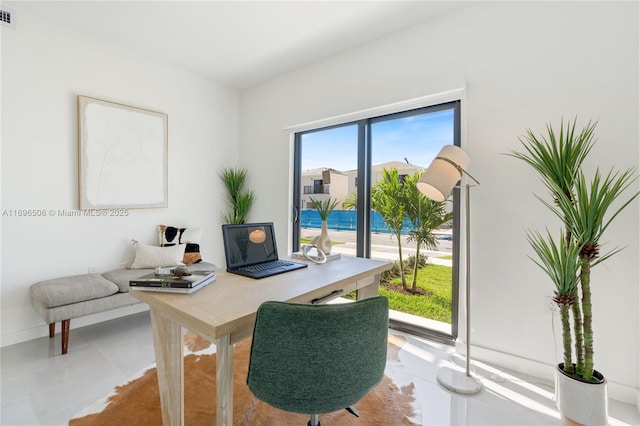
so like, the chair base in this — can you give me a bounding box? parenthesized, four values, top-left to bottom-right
(346, 406, 360, 417)
(307, 406, 360, 425)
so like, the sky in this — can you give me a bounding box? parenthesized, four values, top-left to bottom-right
(300, 108, 454, 172)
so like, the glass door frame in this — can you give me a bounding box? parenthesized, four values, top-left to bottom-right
(290, 97, 463, 344)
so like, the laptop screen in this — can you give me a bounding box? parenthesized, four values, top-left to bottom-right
(222, 222, 279, 269)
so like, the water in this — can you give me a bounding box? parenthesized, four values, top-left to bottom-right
(300, 209, 414, 235)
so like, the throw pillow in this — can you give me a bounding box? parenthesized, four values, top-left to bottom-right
(158, 225, 203, 264)
(128, 242, 186, 269)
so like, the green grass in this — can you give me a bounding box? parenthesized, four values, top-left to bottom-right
(384, 264, 452, 323)
(345, 263, 452, 323)
(300, 237, 345, 245)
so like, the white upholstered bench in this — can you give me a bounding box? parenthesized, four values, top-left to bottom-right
(29, 262, 216, 354)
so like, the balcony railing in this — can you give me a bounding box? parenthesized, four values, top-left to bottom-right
(303, 185, 330, 194)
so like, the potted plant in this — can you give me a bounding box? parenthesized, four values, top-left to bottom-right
(510, 118, 639, 425)
(219, 168, 255, 224)
(309, 197, 339, 255)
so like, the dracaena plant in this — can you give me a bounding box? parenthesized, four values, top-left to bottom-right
(526, 229, 583, 374)
(509, 118, 639, 382)
(540, 167, 639, 380)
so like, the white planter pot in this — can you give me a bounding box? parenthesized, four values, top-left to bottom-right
(555, 364, 608, 426)
(317, 221, 332, 255)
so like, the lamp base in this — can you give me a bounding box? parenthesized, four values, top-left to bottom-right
(437, 365, 483, 394)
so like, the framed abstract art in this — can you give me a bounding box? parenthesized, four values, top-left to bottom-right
(78, 95, 168, 210)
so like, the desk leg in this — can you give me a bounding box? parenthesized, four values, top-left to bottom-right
(150, 308, 184, 426)
(215, 334, 233, 426)
(356, 273, 381, 300)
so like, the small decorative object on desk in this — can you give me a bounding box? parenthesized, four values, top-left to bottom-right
(292, 247, 341, 264)
(155, 265, 179, 276)
(170, 266, 191, 276)
(309, 196, 340, 255)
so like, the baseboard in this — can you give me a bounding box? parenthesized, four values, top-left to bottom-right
(1, 304, 149, 348)
(461, 341, 639, 407)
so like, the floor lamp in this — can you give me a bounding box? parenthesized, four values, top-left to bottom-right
(417, 145, 482, 394)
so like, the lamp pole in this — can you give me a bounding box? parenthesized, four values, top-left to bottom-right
(464, 181, 472, 377)
(417, 145, 482, 394)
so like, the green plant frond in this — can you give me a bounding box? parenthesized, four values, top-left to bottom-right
(342, 191, 358, 210)
(591, 245, 625, 268)
(219, 168, 248, 198)
(371, 168, 408, 229)
(526, 229, 582, 296)
(219, 167, 255, 224)
(234, 192, 255, 222)
(508, 118, 596, 197)
(309, 197, 339, 221)
(552, 167, 639, 249)
(222, 212, 235, 224)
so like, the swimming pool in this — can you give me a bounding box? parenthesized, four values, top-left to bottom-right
(300, 209, 414, 235)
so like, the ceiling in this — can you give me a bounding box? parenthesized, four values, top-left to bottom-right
(14, 1, 468, 90)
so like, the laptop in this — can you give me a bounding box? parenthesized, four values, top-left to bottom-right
(222, 222, 307, 279)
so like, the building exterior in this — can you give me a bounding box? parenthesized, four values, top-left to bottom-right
(300, 167, 350, 208)
(301, 161, 423, 209)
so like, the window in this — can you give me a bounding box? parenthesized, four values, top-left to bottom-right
(292, 100, 461, 342)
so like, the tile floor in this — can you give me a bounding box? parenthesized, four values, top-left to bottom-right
(1, 311, 638, 426)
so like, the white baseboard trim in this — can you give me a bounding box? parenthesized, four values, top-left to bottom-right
(1, 304, 149, 348)
(460, 341, 639, 407)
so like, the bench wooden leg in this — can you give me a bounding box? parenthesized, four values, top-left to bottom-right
(61, 319, 70, 355)
(49, 323, 55, 338)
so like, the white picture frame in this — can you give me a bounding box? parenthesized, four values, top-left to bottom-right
(78, 95, 168, 210)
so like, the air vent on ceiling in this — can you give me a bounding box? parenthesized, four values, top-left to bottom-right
(1, 8, 16, 29)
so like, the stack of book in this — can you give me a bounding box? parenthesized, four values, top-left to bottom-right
(130, 270, 216, 294)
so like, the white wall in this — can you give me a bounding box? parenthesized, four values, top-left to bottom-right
(1, 5, 239, 345)
(240, 2, 639, 404)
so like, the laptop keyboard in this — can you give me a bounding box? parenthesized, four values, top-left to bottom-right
(239, 260, 293, 273)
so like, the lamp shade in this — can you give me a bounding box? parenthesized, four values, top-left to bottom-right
(417, 145, 471, 201)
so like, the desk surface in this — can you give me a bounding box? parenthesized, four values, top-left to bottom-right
(132, 255, 391, 341)
(131, 255, 391, 426)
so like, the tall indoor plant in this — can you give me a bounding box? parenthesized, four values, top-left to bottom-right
(219, 167, 255, 224)
(510, 118, 639, 425)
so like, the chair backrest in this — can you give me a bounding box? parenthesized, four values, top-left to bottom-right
(246, 296, 389, 415)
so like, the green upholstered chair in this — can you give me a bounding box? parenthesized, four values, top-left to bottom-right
(246, 296, 389, 426)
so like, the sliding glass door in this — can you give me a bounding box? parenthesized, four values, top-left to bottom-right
(292, 101, 460, 341)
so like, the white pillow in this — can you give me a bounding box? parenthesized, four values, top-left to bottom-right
(128, 243, 186, 269)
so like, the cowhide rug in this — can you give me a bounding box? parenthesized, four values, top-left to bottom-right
(69, 332, 419, 425)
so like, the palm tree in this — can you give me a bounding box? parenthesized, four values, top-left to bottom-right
(342, 191, 357, 210)
(403, 171, 453, 292)
(371, 168, 409, 291)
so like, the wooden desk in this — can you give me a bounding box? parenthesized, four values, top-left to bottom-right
(131, 255, 391, 426)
